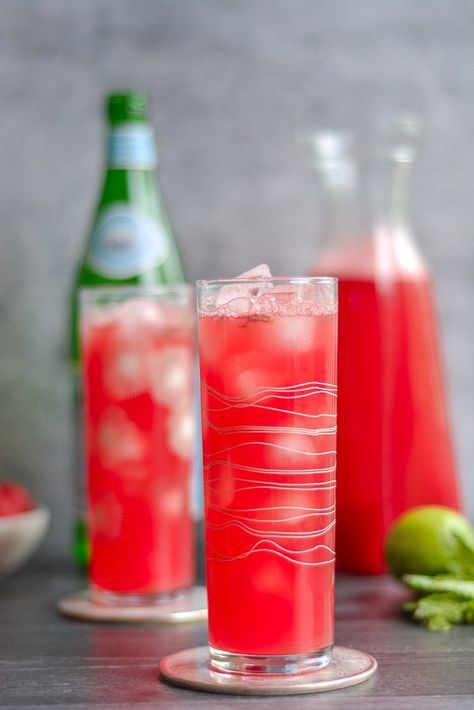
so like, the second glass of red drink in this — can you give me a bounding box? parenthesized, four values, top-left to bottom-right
(80, 285, 196, 604)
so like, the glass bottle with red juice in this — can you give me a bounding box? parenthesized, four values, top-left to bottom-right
(309, 119, 460, 574)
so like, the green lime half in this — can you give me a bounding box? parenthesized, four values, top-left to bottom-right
(385, 506, 474, 578)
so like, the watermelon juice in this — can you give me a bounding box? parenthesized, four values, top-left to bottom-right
(81, 287, 195, 600)
(315, 233, 460, 574)
(335, 275, 459, 574)
(198, 277, 337, 673)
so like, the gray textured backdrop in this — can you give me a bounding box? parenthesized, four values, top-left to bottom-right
(0, 0, 473, 560)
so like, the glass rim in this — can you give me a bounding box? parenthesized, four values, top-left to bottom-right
(196, 276, 337, 288)
(79, 283, 193, 302)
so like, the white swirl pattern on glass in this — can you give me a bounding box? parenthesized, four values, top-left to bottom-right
(204, 380, 337, 567)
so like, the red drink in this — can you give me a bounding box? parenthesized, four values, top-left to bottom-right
(317, 236, 460, 574)
(198, 277, 337, 672)
(82, 288, 195, 598)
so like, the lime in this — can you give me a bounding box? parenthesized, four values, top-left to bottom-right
(385, 506, 474, 578)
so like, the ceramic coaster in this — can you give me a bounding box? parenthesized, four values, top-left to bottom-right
(159, 645, 377, 696)
(57, 586, 207, 624)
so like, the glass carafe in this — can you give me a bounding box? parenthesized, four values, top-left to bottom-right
(309, 119, 461, 574)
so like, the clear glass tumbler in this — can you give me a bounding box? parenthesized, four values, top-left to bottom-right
(197, 276, 338, 674)
(80, 285, 195, 604)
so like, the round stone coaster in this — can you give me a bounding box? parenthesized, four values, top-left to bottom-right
(159, 645, 377, 696)
(57, 586, 207, 624)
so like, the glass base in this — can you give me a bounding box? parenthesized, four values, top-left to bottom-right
(89, 585, 189, 607)
(58, 586, 207, 623)
(160, 645, 376, 695)
(209, 645, 332, 675)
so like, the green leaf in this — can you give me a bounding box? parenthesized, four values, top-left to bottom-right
(412, 593, 465, 624)
(402, 574, 474, 599)
(462, 600, 474, 624)
(426, 614, 452, 631)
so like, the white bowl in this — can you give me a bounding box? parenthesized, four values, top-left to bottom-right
(0, 505, 50, 578)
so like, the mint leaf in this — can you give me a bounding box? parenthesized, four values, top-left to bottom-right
(426, 614, 452, 631)
(403, 592, 466, 631)
(463, 600, 474, 624)
(402, 574, 474, 599)
(412, 593, 465, 623)
(403, 591, 474, 631)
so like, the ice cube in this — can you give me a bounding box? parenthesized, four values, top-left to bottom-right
(149, 346, 193, 406)
(254, 289, 295, 312)
(222, 351, 270, 398)
(235, 367, 269, 398)
(160, 486, 187, 519)
(96, 407, 147, 470)
(254, 283, 330, 350)
(100, 299, 167, 399)
(222, 349, 285, 399)
(104, 345, 150, 399)
(263, 433, 321, 470)
(115, 297, 167, 335)
(252, 558, 291, 597)
(81, 307, 114, 340)
(91, 491, 123, 540)
(243, 264, 272, 278)
(269, 311, 317, 351)
(215, 264, 273, 311)
(167, 404, 194, 460)
(224, 297, 254, 315)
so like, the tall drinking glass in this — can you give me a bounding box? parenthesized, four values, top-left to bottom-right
(197, 277, 337, 674)
(80, 285, 195, 603)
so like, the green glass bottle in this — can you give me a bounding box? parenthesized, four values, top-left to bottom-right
(70, 92, 185, 567)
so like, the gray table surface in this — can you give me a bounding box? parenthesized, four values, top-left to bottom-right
(0, 564, 473, 709)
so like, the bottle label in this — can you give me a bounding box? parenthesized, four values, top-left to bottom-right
(86, 204, 170, 279)
(107, 125, 157, 169)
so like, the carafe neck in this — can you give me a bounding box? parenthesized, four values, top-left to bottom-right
(310, 131, 360, 249)
(310, 120, 427, 278)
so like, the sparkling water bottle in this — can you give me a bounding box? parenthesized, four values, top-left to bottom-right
(70, 92, 185, 566)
